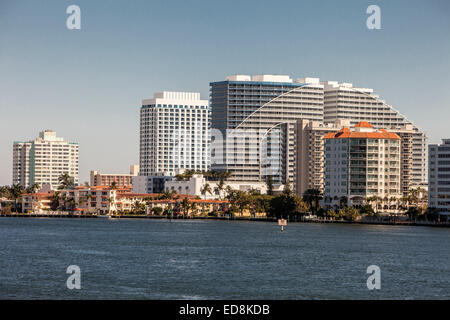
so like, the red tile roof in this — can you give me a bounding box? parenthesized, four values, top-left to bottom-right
(323, 124, 400, 140)
(354, 121, 374, 128)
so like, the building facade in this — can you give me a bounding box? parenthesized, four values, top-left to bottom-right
(138, 92, 209, 192)
(296, 119, 351, 196)
(13, 130, 79, 189)
(140, 91, 210, 176)
(428, 139, 450, 215)
(322, 81, 427, 186)
(296, 119, 415, 197)
(323, 122, 401, 208)
(90, 165, 139, 187)
(164, 173, 274, 199)
(210, 74, 324, 188)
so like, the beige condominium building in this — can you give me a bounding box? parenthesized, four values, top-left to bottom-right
(90, 165, 139, 187)
(13, 130, 79, 189)
(323, 122, 402, 210)
(296, 120, 414, 197)
(322, 81, 427, 187)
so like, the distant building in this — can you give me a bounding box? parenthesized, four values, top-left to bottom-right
(13, 130, 79, 189)
(428, 139, 450, 215)
(90, 165, 139, 187)
(323, 122, 402, 210)
(132, 175, 173, 194)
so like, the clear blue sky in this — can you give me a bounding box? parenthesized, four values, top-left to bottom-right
(1, 0, 449, 185)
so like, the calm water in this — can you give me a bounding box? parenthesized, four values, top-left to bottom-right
(0, 217, 449, 299)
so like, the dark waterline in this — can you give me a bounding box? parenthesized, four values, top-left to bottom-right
(0, 217, 448, 299)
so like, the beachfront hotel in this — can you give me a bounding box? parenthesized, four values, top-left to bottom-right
(12, 130, 79, 189)
(210, 74, 324, 188)
(135, 92, 210, 193)
(90, 165, 139, 187)
(428, 139, 450, 215)
(322, 81, 428, 187)
(323, 122, 402, 208)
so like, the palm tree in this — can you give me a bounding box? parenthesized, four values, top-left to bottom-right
(0, 186, 9, 198)
(200, 183, 212, 200)
(9, 184, 24, 212)
(303, 189, 323, 214)
(180, 197, 191, 217)
(132, 201, 145, 214)
(27, 183, 40, 194)
(338, 196, 348, 209)
(159, 190, 173, 200)
(50, 191, 61, 211)
(215, 179, 226, 200)
(58, 173, 74, 190)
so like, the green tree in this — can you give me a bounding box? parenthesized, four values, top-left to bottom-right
(215, 179, 226, 200)
(58, 173, 74, 190)
(151, 207, 163, 215)
(339, 196, 348, 209)
(425, 207, 440, 222)
(302, 189, 323, 214)
(405, 206, 421, 221)
(226, 190, 250, 216)
(200, 183, 212, 200)
(338, 206, 360, 221)
(359, 204, 375, 216)
(26, 183, 40, 194)
(266, 176, 274, 196)
(180, 197, 191, 217)
(267, 193, 307, 219)
(9, 184, 24, 212)
(50, 191, 61, 211)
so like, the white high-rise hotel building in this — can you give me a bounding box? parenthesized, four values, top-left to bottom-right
(139, 91, 210, 177)
(12, 130, 79, 189)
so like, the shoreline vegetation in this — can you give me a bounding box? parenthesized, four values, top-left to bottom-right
(1, 212, 449, 228)
(1, 173, 448, 229)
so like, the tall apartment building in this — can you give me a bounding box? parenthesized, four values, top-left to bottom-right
(210, 74, 324, 187)
(322, 81, 427, 186)
(323, 122, 401, 207)
(12, 130, 79, 189)
(137, 92, 209, 193)
(90, 165, 139, 187)
(296, 120, 414, 196)
(296, 119, 350, 195)
(428, 139, 450, 215)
